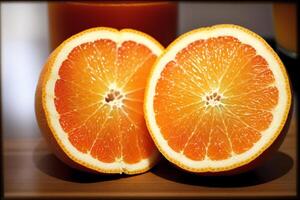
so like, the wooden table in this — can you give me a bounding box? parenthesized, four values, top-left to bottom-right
(3, 100, 297, 199)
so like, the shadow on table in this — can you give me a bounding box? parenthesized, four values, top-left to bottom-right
(32, 142, 293, 186)
(151, 151, 293, 187)
(33, 142, 127, 183)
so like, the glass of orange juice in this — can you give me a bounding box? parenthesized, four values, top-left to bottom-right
(273, 3, 297, 58)
(48, 1, 178, 50)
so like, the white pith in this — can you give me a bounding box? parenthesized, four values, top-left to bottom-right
(145, 25, 291, 172)
(44, 28, 162, 174)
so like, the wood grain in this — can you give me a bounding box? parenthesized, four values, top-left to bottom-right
(3, 100, 297, 199)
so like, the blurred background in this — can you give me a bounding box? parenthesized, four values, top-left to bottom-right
(0, 2, 296, 138)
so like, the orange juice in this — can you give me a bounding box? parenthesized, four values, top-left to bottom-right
(48, 1, 178, 49)
(273, 3, 297, 57)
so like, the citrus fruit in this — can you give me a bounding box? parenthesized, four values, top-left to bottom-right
(144, 24, 292, 173)
(35, 27, 163, 174)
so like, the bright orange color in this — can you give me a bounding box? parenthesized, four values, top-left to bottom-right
(273, 3, 297, 54)
(144, 24, 291, 174)
(35, 27, 163, 174)
(48, 1, 178, 49)
(56, 40, 157, 164)
(154, 36, 277, 160)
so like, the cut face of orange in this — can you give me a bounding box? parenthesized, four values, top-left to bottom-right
(36, 27, 163, 174)
(144, 24, 291, 173)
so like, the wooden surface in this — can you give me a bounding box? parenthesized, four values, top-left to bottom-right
(3, 101, 297, 199)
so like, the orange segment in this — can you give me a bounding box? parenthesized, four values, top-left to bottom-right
(90, 109, 121, 163)
(182, 109, 212, 161)
(225, 115, 261, 154)
(117, 41, 153, 87)
(36, 27, 163, 174)
(206, 110, 232, 160)
(145, 24, 291, 173)
(119, 103, 144, 164)
(224, 86, 279, 110)
(59, 39, 117, 91)
(226, 104, 273, 131)
(222, 55, 276, 97)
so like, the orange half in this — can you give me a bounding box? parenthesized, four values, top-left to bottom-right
(36, 27, 163, 174)
(144, 24, 292, 173)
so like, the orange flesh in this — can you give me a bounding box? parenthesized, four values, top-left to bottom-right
(154, 36, 278, 161)
(55, 39, 157, 164)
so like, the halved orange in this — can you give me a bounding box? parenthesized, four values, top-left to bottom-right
(144, 24, 292, 173)
(35, 27, 163, 174)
